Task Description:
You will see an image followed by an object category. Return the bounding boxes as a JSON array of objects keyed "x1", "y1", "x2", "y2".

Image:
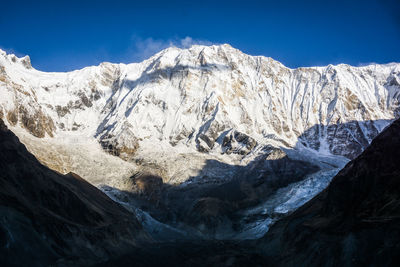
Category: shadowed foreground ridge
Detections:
[
  {"x1": 261, "y1": 118, "x2": 400, "y2": 266},
  {"x1": 0, "y1": 119, "x2": 149, "y2": 266},
  {"x1": 1, "y1": 115, "x2": 400, "y2": 266},
  {"x1": 100, "y1": 119, "x2": 400, "y2": 267}
]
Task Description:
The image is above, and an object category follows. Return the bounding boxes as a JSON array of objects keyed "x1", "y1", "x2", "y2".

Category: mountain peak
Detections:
[
  {"x1": 0, "y1": 49, "x2": 32, "y2": 69},
  {"x1": 1, "y1": 42, "x2": 399, "y2": 187}
]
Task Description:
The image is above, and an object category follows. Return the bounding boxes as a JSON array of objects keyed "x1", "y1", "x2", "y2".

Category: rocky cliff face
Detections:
[{"x1": 0, "y1": 119, "x2": 149, "y2": 266}]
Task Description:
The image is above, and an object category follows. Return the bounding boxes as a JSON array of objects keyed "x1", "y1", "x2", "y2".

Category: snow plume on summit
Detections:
[{"x1": 128, "y1": 36, "x2": 214, "y2": 62}]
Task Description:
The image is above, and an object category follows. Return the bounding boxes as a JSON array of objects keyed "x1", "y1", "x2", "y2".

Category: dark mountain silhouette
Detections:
[
  {"x1": 2, "y1": 114, "x2": 400, "y2": 266},
  {"x1": 0, "y1": 119, "x2": 149, "y2": 266}
]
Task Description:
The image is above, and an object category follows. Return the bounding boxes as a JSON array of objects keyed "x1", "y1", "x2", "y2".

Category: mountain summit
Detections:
[
  {"x1": 1, "y1": 44, "x2": 399, "y2": 239},
  {"x1": 1, "y1": 45, "x2": 398, "y2": 177}
]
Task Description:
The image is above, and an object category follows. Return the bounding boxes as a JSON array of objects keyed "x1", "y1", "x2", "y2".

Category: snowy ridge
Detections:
[
  {"x1": 1, "y1": 45, "x2": 399, "y2": 240},
  {"x1": 0, "y1": 45, "x2": 399, "y2": 185}
]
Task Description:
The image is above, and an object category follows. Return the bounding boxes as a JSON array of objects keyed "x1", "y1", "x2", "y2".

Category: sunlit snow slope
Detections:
[{"x1": 0, "y1": 44, "x2": 399, "y2": 185}]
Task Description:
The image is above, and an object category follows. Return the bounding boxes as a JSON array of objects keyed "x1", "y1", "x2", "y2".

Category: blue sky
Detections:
[{"x1": 1, "y1": 0, "x2": 399, "y2": 71}]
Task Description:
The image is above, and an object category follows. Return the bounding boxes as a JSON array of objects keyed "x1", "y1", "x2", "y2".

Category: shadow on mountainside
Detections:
[
  {"x1": 97, "y1": 118, "x2": 396, "y2": 242},
  {"x1": 1, "y1": 112, "x2": 399, "y2": 266},
  {"x1": 100, "y1": 130, "x2": 339, "y2": 239},
  {"x1": 296, "y1": 118, "x2": 393, "y2": 159},
  {"x1": 99, "y1": 119, "x2": 400, "y2": 267},
  {"x1": 0, "y1": 119, "x2": 150, "y2": 267},
  {"x1": 1, "y1": 114, "x2": 397, "y2": 266},
  {"x1": 258, "y1": 118, "x2": 400, "y2": 266}
]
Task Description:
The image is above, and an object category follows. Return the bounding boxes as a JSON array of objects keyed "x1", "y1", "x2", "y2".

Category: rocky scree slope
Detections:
[{"x1": 0, "y1": 119, "x2": 149, "y2": 266}]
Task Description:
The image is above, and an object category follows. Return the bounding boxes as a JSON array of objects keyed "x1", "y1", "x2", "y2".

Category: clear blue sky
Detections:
[{"x1": 1, "y1": 0, "x2": 399, "y2": 71}]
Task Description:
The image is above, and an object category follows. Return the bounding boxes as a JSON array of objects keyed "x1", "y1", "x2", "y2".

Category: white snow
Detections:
[
  {"x1": 1, "y1": 43, "x2": 398, "y2": 183},
  {"x1": 0, "y1": 45, "x2": 399, "y2": 238}
]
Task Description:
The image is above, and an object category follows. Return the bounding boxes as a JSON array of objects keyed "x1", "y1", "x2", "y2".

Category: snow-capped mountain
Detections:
[
  {"x1": 1, "y1": 45, "x2": 399, "y2": 183},
  {"x1": 1, "y1": 44, "x2": 400, "y2": 239}
]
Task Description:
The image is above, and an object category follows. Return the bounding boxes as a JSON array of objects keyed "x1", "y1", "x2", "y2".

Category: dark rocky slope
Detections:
[
  {"x1": 102, "y1": 118, "x2": 400, "y2": 266},
  {"x1": 0, "y1": 119, "x2": 149, "y2": 266},
  {"x1": 2, "y1": 114, "x2": 400, "y2": 266},
  {"x1": 107, "y1": 152, "x2": 319, "y2": 239},
  {"x1": 260, "y1": 118, "x2": 400, "y2": 266}
]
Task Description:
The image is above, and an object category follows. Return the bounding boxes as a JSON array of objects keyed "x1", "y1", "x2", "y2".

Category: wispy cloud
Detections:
[
  {"x1": 127, "y1": 36, "x2": 215, "y2": 62},
  {"x1": 357, "y1": 62, "x2": 379, "y2": 67}
]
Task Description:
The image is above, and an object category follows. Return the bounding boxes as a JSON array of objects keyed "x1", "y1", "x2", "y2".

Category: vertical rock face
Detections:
[
  {"x1": 260, "y1": 119, "x2": 400, "y2": 266},
  {"x1": 0, "y1": 119, "x2": 149, "y2": 266}
]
